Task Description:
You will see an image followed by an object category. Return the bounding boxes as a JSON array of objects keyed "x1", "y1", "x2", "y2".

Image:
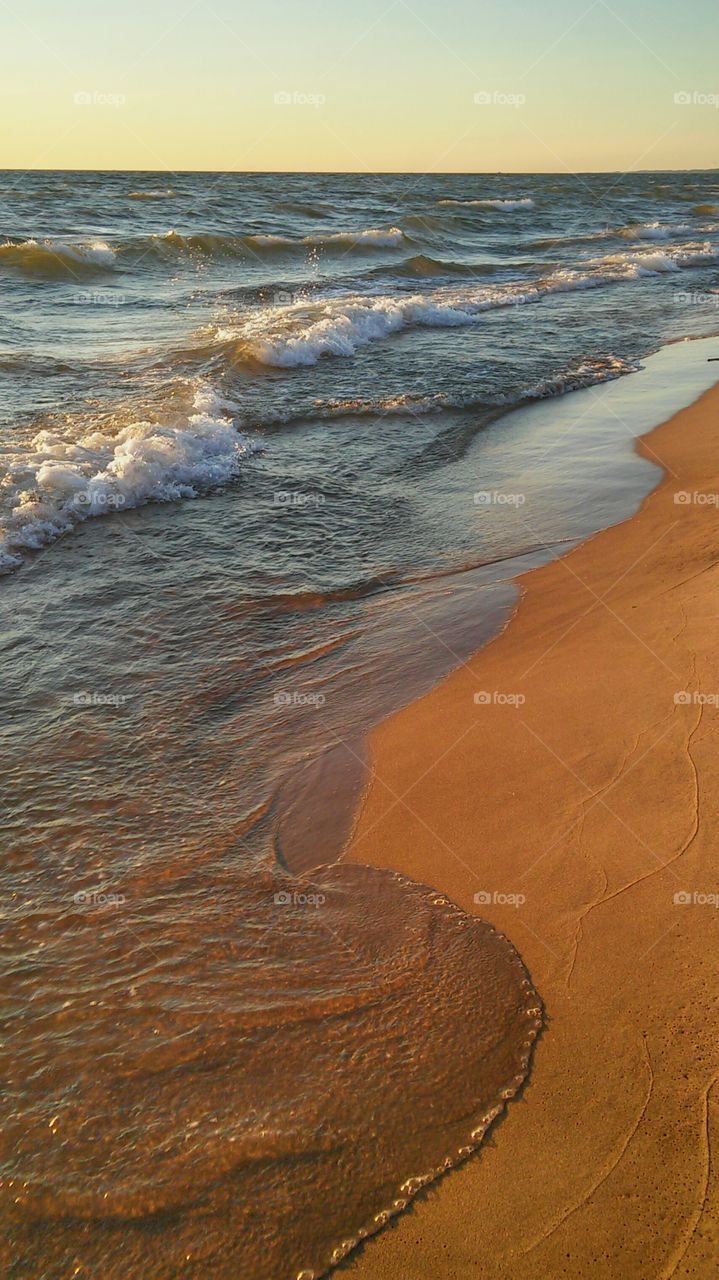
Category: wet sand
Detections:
[{"x1": 343, "y1": 380, "x2": 719, "y2": 1278}]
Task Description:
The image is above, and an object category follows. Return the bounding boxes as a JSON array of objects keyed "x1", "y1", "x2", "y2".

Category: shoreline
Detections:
[
  {"x1": 282, "y1": 335, "x2": 719, "y2": 875},
  {"x1": 341, "y1": 373, "x2": 719, "y2": 1277}
]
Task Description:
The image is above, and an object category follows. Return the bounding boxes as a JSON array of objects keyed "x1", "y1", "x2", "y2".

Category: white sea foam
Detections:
[
  {"x1": 220, "y1": 241, "x2": 717, "y2": 369},
  {"x1": 437, "y1": 197, "x2": 535, "y2": 209},
  {"x1": 128, "y1": 189, "x2": 176, "y2": 200},
  {"x1": 291, "y1": 227, "x2": 405, "y2": 249},
  {"x1": 532, "y1": 222, "x2": 701, "y2": 250},
  {"x1": 618, "y1": 221, "x2": 684, "y2": 241},
  {"x1": 0, "y1": 386, "x2": 258, "y2": 572}
]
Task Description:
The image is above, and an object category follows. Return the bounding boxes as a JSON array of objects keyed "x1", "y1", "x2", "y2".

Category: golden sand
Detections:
[{"x1": 344, "y1": 383, "x2": 719, "y2": 1278}]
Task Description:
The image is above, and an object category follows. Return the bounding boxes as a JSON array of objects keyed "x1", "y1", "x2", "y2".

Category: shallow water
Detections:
[
  {"x1": 3, "y1": 860, "x2": 540, "y2": 1279},
  {"x1": 2, "y1": 169, "x2": 719, "y2": 1277}
]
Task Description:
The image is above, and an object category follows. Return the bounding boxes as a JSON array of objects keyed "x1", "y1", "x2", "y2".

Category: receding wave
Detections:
[
  {"x1": 4, "y1": 860, "x2": 540, "y2": 1278},
  {"x1": 0, "y1": 386, "x2": 259, "y2": 574},
  {"x1": 0, "y1": 238, "x2": 117, "y2": 277},
  {"x1": 212, "y1": 242, "x2": 717, "y2": 369},
  {"x1": 246, "y1": 354, "x2": 641, "y2": 431}
]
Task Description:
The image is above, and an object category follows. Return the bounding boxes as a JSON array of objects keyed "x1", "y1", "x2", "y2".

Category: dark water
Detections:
[{"x1": 2, "y1": 169, "x2": 719, "y2": 1278}]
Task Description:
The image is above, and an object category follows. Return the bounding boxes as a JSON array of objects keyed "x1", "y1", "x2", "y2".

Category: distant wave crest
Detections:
[
  {"x1": 437, "y1": 197, "x2": 535, "y2": 210},
  {"x1": 0, "y1": 238, "x2": 117, "y2": 277}
]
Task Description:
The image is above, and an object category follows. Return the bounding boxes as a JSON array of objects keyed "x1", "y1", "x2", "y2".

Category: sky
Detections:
[{"x1": 1, "y1": 0, "x2": 718, "y2": 172}]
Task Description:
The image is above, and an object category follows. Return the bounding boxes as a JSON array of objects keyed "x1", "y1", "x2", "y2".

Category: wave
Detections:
[
  {"x1": 128, "y1": 188, "x2": 177, "y2": 200},
  {"x1": 437, "y1": 197, "x2": 535, "y2": 210},
  {"x1": 212, "y1": 242, "x2": 717, "y2": 369},
  {"x1": 530, "y1": 221, "x2": 699, "y2": 250},
  {"x1": 617, "y1": 221, "x2": 694, "y2": 241},
  {"x1": 399, "y1": 212, "x2": 459, "y2": 232},
  {"x1": 247, "y1": 354, "x2": 641, "y2": 431},
  {"x1": 522, "y1": 353, "x2": 641, "y2": 399},
  {"x1": 0, "y1": 386, "x2": 259, "y2": 573},
  {"x1": 0, "y1": 227, "x2": 409, "y2": 278},
  {"x1": 275, "y1": 200, "x2": 328, "y2": 218},
  {"x1": 0, "y1": 238, "x2": 117, "y2": 277},
  {"x1": 384, "y1": 253, "x2": 501, "y2": 279},
  {"x1": 139, "y1": 226, "x2": 408, "y2": 261}
]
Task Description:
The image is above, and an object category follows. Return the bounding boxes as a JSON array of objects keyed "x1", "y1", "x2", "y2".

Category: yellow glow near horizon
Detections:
[{"x1": 2, "y1": 0, "x2": 718, "y2": 173}]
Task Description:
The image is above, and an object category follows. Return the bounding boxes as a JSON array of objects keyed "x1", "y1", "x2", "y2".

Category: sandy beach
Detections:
[
  {"x1": 343, "y1": 378, "x2": 719, "y2": 1279},
  {"x1": 4, "y1": 1, "x2": 719, "y2": 1273}
]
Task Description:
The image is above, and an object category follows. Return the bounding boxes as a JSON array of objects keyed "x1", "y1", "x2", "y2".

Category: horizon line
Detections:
[{"x1": 1, "y1": 165, "x2": 718, "y2": 178}]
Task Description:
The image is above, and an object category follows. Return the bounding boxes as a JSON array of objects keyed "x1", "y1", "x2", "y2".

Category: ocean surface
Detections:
[{"x1": 2, "y1": 169, "x2": 719, "y2": 1278}]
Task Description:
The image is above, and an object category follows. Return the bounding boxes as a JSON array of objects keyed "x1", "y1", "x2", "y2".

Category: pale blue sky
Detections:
[{"x1": 2, "y1": 0, "x2": 718, "y2": 170}]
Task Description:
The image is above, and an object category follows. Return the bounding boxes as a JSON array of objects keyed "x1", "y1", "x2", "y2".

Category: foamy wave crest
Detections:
[
  {"x1": 437, "y1": 197, "x2": 535, "y2": 210},
  {"x1": 128, "y1": 189, "x2": 177, "y2": 200},
  {"x1": 261, "y1": 227, "x2": 406, "y2": 250},
  {"x1": 227, "y1": 296, "x2": 489, "y2": 367},
  {"x1": 216, "y1": 242, "x2": 717, "y2": 369},
  {"x1": 0, "y1": 387, "x2": 258, "y2": 573},
  {"x1": 0, "y1": 238, "x2": 117, "y2": 277},
  {"x1": 531, "y1": 222, "x2": 697, "y2": 250},
  {"x1": 523, "y1": 354, "x2": 641, "y2": 399},
  {"x1": 598, "y1": 242, "x2": 718, "y2": 275},
  {"x1": 617, "y1": 221, "x2": 692, "y2": 241}
]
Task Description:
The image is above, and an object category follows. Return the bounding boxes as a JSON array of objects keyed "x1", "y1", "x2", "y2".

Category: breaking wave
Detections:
[
  {"x1": 0, "y1": 387, "x2": 259, "y2": 573},
  {"x1": 213, "y1": 242, "x2": 717, "y2": 369}
]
